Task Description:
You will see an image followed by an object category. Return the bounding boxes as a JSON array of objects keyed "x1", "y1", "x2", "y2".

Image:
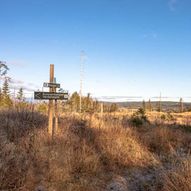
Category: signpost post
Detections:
[
  {"x1": 49, "y1": 64, "x2": 54, "y2": 136},
  {"x1": 34, "y1": 64, "x2": 69, "y2": 138}
]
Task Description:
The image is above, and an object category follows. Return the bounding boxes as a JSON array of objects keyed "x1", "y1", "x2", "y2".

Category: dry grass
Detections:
[
  {"x1": 137, "y1": 126, "x2": 191, "y2": 157},
  {"x1": 94, "y1": 126, "x2": 158, "y2": 169},
  {"x1": 162, "y1": 159, "x2": 191, "y2": 191},
  {"x1": 0, "y1": 110, "x2": 191, "y2": 191}
]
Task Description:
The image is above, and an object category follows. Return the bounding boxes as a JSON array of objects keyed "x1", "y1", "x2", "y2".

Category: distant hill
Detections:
[{"x1": 105, "y1": 101, "x2": 191, "y2": 112}]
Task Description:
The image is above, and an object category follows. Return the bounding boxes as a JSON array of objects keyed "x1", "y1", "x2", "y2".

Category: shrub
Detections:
[{"x1": 130, "y1": 108, "x2": 149, "y2": 127}]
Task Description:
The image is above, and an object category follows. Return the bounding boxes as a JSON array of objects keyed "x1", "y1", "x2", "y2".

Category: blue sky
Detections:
[{"x1": 0, "y1": 0, "x2": 191, "y2": 101}]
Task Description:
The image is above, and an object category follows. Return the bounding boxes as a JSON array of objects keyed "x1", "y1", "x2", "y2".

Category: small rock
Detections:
[
  {"x1": 106, "y1": 175, "x2": 128, "y2": 191},
  {"x1": 35, "y1": 185, "x2": 47, "y2": 191}
]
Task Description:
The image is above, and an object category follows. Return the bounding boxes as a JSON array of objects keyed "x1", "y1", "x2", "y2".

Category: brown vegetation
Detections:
[{"x1": 0, "y1": 109, "x2": 191, "y2": 191}]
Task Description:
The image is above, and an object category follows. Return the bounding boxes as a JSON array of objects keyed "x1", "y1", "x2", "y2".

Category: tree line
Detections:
[
  {"x1": 64, "y1": 91, "x2": 118, "y2": 113},
  {"x1": 0, "y1": 61, "x2": 25, "y2": 108},
  {"x1": 0, "y1": 61, "x2": 118, "y2": 113}
]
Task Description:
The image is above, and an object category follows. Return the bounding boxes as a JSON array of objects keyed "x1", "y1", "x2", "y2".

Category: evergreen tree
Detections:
[
  {"x1": 2, "y1": 77, "x2": 10, "y2": 97},
  {"x1": 148, "y1": 99, "x2": 152, "y2": 112},
  {"x1": 157, "y1": 96, "x2": 162, "y2": 112},
  {"x1": 17, "y1": 87, "x2": 24, "y2": 101},
  {"x1": 110, "y1": 103, "x2": 118, "y2": 112},
  {"x1": 93, "y1": 100, "x2": 99, "y2": 112},
  {"x1": 142, "y1": 100, "x2": 146, "y2": 111},
  {"x1": 0, "y1": 62, "x2": 9, "y2": 107},
  {"x1": 158, "y1": 101, "x2": 162, "y2": 112},
  {"x1": 69, "y1": 92, "x2": 80, "y2": 112},
  {"x1": 180, "y1": 98, "x2": 184, "y2": 113},
  {"x1": 2, "y1": 77, "x2": 12, "y2": 107},
  {"x1": 158, "y1": 94, "x2": 162, "y2": 112},
  {"x1": 83, "y1": 93, "x2": 93, "y2": 112}
]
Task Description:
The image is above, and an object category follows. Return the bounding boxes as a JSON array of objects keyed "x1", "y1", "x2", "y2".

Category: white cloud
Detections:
[
  {"x1": 9, "y1": 78, "x2": 24, "y2": 85},
  {"x1": 27, "y1": 82, "x2": 39, "y2": 89},
  {"x1": 8, "y1": 78, "x2": 40, "y2": 92},
  {"x1": 9, "y1": 85, "x2": 36, "y2": 92}
]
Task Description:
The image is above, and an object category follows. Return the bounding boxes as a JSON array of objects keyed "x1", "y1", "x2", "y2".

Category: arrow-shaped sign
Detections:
[{"x1": 34, "y1": 91, "x2": 69, "y2": 100}]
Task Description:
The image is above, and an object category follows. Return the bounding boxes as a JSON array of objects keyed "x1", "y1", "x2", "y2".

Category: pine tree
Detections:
[
  {"x1": 2, "y1": 77, "x2": 12, "y2": 107},
  {"x1": 158, "y1": 95, "x2": 162, "y2": 112},
  {"x1": 2, "y1": 77, "x2": 10, "y2": 97},
  {"x1": 158, "y1": 101, "x2": 161, "y2": 112},
  {"x1": 142, "y1": 100, "x2": 146, "y2": 111},
  {"x1": 180, "y1": 98, "x2": 184, "y2": 113},
  {"x1": 83, "y1": 93, "x2": 92, "y2": 112},
  {"x1": 158, "y1": 93, "x2": 162, "y2": 112},
  {"x1": 17, "y1": 88, "x2": 24, "y2": 101},
  {"x1": 148, "y1": 99, "x2": 152, "y2": 112},
  {"x1": 110, "y1": 103, "x2": 118, "y2": 112},
  {"x1": 69, "y1": 92, "x2": 80, "y2": 112},
  {"x1": 93, "y1": 100, "x2": 99, "y2": 112},
  {"x1": 0, "y1": 61, "x2": 9, "y2": 107}
]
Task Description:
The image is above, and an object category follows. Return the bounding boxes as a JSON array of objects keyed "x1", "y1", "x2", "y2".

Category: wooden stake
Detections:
[
  {"x1": 55, "y1": 99, "x2": 58, "y2": 134},
  {"x1": 100, "y1": 103, "x2": 103, "y2": 117},
  {"x1": 180, "y1": 98, "x2": 184, "y2": 113},
  {"x1": 53, "y1": 77, "x2": 58, "y2": 135},
  {"x1": 48, "y1": 64, "x2": 54, "y2": 136}
]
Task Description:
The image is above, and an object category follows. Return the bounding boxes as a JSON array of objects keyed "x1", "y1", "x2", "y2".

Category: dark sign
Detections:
[
  {"x1": 43, "y1": 82, "x2": 60, "y2": 88},
  {"x1": 34, "y1": 92, "x2": 69, "y2": 100}
]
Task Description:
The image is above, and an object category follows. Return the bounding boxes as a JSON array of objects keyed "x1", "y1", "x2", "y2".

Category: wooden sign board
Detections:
[
  {"x1": 43, "y1": 82, "x2": 60, "y2": 88},
  {"x1": 34, "y1": 91, "x2": 69, "y2": 100}
]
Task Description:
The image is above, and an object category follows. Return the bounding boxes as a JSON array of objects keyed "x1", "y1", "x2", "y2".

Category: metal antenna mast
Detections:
[{"x1": 80, "y1": 51, "x2": 86, "y2": 113}]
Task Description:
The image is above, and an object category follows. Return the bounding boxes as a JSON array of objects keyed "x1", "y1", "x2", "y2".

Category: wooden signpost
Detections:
[
  {"x1": 34, "y1": 64, "x2": 69, "y2": 137},
  {"x1": 34, "y1": 92, "x2": 69, "y2": 100},
  {"x1": 43, "y1": 82, "x2": 61, "y2": 88}
]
